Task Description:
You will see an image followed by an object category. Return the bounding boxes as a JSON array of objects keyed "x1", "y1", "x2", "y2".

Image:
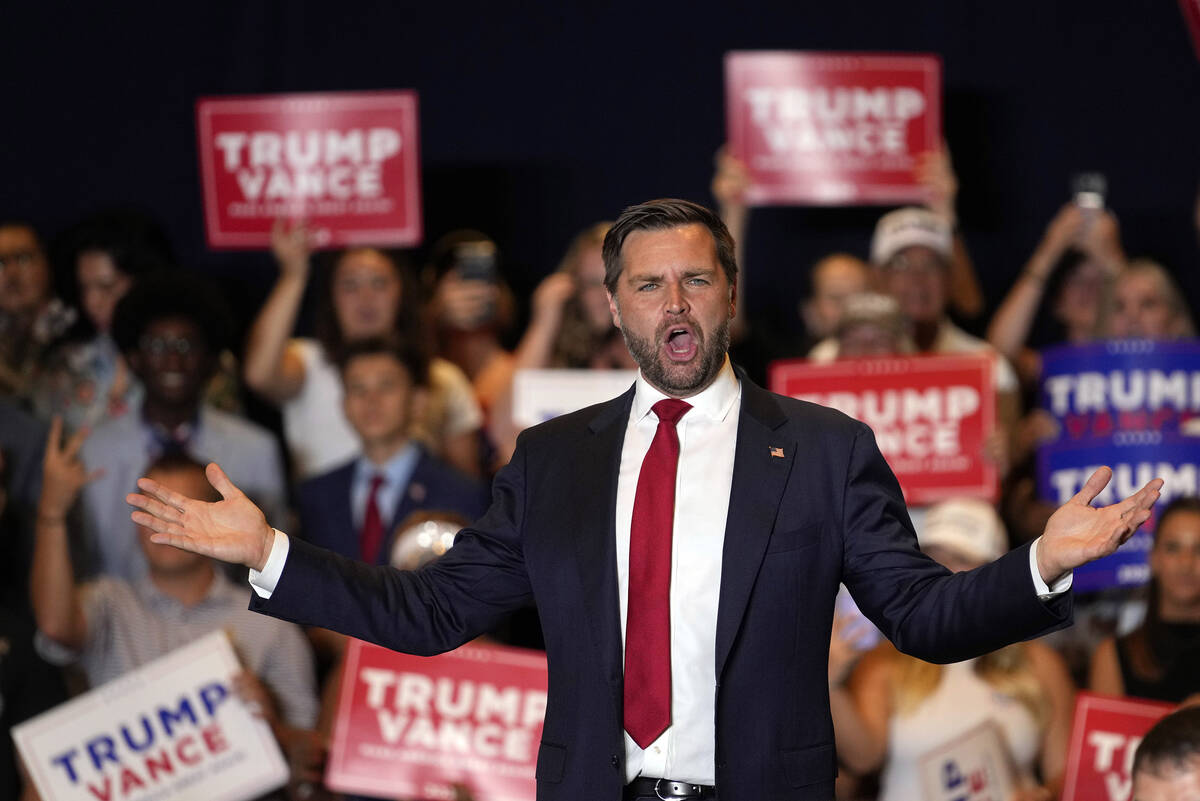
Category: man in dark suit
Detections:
[
  {"x1": 295, "y1": 336, "x2": 488, "y2": 565},
  {"x1": 129, "y1": 199, "x2": 1163, "y2": 801}
]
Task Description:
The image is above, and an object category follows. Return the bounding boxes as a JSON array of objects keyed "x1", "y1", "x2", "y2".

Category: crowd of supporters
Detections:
[{"x1": 1, "y1": 138, "x2": 1198, "y2": 801}]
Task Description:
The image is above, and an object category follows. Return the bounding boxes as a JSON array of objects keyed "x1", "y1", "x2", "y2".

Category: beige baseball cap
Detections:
[
  {"x1": 870, "y1": 207, "x2": 953, "y2": 266},
  {"x1": 916, "y1": 498, "x2": 1008, "y2": 564}
]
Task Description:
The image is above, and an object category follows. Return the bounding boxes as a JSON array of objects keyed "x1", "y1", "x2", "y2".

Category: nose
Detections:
[{"x1": 665, "y1": 283, "x2": 688, "y2": 315}]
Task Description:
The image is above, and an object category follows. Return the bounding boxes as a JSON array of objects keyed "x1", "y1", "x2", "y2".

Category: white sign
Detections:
[
  {"x1": 919, "y1": 720, "x2": 1019, "y2": 801},
  {"x1": 14, "y1": 631, "x2": 288, "y2": 801},
  {"x1": 512, "y1": 369, "x2": 637, "y2": 428}
]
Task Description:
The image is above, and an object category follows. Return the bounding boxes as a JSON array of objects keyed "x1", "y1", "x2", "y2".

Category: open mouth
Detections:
[{"x1": 664, "y1": 326, "x2": 697, "y2": 362}]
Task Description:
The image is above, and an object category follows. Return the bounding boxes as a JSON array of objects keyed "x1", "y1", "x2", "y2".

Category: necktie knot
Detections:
[
  {"x1": 652, "y1": 398, "x2": 692, "y2": 427},
  {"x1": 368, "y1": 473, "x2": 385, "y2": 494}
]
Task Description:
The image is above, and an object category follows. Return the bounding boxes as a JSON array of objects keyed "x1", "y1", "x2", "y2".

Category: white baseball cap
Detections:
[{"x1": 870, "y1": 207, "x2": 953, "y2": 266}]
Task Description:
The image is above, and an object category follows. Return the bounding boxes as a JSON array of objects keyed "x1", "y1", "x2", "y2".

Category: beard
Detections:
[{"x1": 618, "y1": 313, "x2": 731, "y2": 397}]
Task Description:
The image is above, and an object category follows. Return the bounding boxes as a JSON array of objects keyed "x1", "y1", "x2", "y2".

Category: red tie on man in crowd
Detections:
[
  {"x1": 624, "y1": 398, "x2": 692, "y2": 749},
  {"x1": 360, "y1": 473, "x2": 386, "y2": 563}
]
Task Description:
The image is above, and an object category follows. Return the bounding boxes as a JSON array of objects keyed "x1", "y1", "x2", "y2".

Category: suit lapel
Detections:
[
  {"x1": 572, "y1": 388, "x2": 634, "y2": 707},
  {"x1": 715, "y1": 376, "x2": 795, "y2": 679}
]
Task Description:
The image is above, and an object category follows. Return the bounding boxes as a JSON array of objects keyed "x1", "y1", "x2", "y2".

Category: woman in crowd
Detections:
[
  {"x1": 834, "y1": 499, "x2": 1075, "y2": 801},
  {"x1": 1089, "y1": 497, "x2": 1200, "y2": 703},
  {"x1": 987, "y1": 203, "x2": 1125, "y2": 386},
  {"x1": 1105, "y1": 258, "x2": 1196, "y2": 340},
  {"x1": 511, "y1": 222, "x2": 633, "y2": 372},
  {"x1": 243, "y1": 220, "x2": 483, "y2": 480},
  {"x1": 424, "y1": 230, "x2": 518, "y2": 421},
  {"x1": 31, "y1": 211, "x2": 172, "y2": 430}
]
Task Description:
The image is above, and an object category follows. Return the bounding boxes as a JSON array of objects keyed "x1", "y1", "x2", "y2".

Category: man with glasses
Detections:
[{"x1": 77, "y1": 272, "x2": 286, "y2": 581}]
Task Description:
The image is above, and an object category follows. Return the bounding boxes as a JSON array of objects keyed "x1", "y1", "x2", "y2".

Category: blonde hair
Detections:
[
  {"x1": 889, "y1": 644, "x2": 1048, "y2": 729},
  {"x1": 1111, "y1": 259, "x2": 1196, "y2": 339}
]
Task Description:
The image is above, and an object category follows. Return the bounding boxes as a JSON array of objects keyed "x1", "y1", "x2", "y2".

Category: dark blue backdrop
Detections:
[{"x1": 5, "y1": 0, "x2": 1199, "y2": 341}]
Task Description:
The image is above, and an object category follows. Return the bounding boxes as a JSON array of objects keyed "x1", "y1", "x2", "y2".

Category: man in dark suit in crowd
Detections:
[
  {"x1": 296, "y1": 337, "x2": 488, "y2": 565},
  {"x1": 129, "y1": 199, "x2": 1163, "y2": 801}
]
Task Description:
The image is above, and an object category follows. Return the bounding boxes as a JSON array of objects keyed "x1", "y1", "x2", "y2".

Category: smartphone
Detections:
[
  {"x1": 1072, "y1": 172, "x2": 1107, "y2": 210},
  {"x1": 454, "y1": 240, "x2": 498, "y2": 283}
]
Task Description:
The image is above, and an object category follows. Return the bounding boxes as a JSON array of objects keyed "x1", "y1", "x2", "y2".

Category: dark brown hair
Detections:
[{"x1": 601, "y1": 199, "x2": 738, "y2": 294}]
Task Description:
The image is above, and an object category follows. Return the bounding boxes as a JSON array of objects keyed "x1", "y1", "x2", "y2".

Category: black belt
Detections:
[{"x1": 625, "y1": 777, "x2": 717, "y2": 800}]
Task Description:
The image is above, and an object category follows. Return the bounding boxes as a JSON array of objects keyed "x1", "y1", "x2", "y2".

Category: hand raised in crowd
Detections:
[
  {"x1": 529, "y1": 271, "x2": 577, "y2": 326},
  {"x1": 270, "y1": 218, "x2": 315, "y2": 279},
  {"x1": 434, "y1": 271, "x2": 499, "y2": 330},
  {"x1": 39, "y1": 417, "x2": 103, "y2": 520},
  {"x1": 1075, "y1": 208, "x2": 1124, "y2": 273},
  {"x1": 1036, "y1": 466, "x2": 1163, "y2": 585},
  {"x1": 915, "y1": 142, "x2": 958, "y2": 225},
  {"x1": 127, "y1": 463, "x2": 275, "y2": 571},
  {"x1": 711, "y1": 146, "x2": 752, "y2": 214},
  {"x1": 1037, "y1": 204, "x2": 1088, "y2": 262}
]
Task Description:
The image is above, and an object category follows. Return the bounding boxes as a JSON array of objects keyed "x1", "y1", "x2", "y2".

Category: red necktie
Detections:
[
  {"x1": 624, "y1": 398, "x2": 691, "y2": 749},
  {"x1": 360, "y1": 474, "x2": 386, "y2": 562}
]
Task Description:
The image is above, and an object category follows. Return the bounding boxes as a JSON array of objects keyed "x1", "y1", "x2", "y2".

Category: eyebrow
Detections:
[{"x1": 624, "y1": 266, "x2": 717, "y2": 283}]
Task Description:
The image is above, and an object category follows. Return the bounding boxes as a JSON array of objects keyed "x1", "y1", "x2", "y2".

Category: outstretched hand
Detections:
[
  {"x1": 1037, "y1": 466, "x2": 1163, "y2": 585},
  {"x1": 127, "y1": 463, "x2": 275, "y2": 572}
]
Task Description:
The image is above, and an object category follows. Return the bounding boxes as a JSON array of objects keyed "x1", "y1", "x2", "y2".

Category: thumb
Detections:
[
  {"x1": 1073, "y1": 466, "x2": 1113, "y2": 506},
  {"x1": 205, "y1": 463, "x2": 243, "y2": 501}
]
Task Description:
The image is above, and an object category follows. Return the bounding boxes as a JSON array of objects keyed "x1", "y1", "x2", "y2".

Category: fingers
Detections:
[
  {"x1": 63, "y1": 425, "x2": 89, "y2": 460},
  {"x1": 127, "y1": 492, "x2": 186, "y2": 526},
  {"x1": 1072, "y1": 466, "x2": 1113, "y2": 506},
  {"x1": 45, "y1": 415, "x2": 62, "y2": 454},
  {"x1": 135, "y1": 476, "x2": 191, "y2": 511},
  {"x1": 206, "y1": 463, "x2": 243, "y2": 501}
]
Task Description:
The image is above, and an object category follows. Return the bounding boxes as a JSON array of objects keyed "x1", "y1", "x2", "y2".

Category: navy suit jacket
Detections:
[
  {"x1": 253, "y1": 374, "x2": 1071, "y2": 801},
  {"x1": 295, "y1": 447, "x2": 489, "y2": 564}
]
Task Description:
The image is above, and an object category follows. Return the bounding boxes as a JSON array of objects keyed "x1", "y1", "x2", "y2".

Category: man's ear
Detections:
[
  {"x1": 608, "y1": 290, "x2": 621, "y2": 328},
  {"x1": 729, "y1": 281, "x2": 737, "y2": 319},
  {"x1": 125, "y1": 351, "x2": 144, "y2": 379}
]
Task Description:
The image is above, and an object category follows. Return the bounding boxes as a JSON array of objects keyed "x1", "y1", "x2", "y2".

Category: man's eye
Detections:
[
  {"x1": 688, "y1": 278, "x2": 710, "y2": 286},
  {"x1": 638, "y1": 283, "x2": 658, "y2": 291}
]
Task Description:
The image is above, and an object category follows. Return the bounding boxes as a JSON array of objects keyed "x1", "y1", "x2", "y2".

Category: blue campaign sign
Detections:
[
  {"x1": 1037, "y1": 339, "x2": 1200, "y2": 591},
  {"x1": 1040, "y1": 340, "x2": 1200, "y2": 445}
]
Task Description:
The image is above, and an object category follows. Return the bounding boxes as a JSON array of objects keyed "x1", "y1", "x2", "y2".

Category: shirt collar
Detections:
[
  {"x1": 134, "y1": 567, "x2": 237, "y2": 611},
  {"x1": 631, "y1": 356, "x2": 740, "y2": 425},
  {"x1": 354, "y1": 441, "x2": 421, "y2": 487}
]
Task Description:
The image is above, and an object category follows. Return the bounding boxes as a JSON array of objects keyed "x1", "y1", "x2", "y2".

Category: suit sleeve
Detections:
[
  {"x1": 250, "y1": 435, "x2": 535, "y2": 656},
  {"x1": 838, "y1": 421, "x2": 1070, "y2": 663}
]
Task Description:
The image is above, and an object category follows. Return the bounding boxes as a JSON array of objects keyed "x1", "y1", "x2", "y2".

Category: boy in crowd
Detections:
[
  {"x1": 296, "y1": 336, "x2": 489, "y2": 565},
  {"x1": 1132, "y1": 706, "x2": 1200, "y2": 801},
  {"x1": 31, "y1": 429, "x2": 319, "y2": 782},
  {"x1": 79, "y1": 272, "x2": 286, "y2": 581}
]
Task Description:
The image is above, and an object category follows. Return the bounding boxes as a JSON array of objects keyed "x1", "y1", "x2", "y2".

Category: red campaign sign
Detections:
[
  {"x1": 725, "y1": 51, "x2": 941, "y2": 205},
  {"x1": 327, "y1": 639, "x2": 547, "y2": 801},
  {"x1": 195, "y1": 91, "x2": 422, "y2": 249},
  {"x1": 768, "y1": 354, "x2": 996, "y2": 505},
  {"x1": 1061, "y1": 692, "x2": 1176, "y2": 801},
  {"x1": 1181, "y1": 0, "x2": 1200, "y2": 60}
]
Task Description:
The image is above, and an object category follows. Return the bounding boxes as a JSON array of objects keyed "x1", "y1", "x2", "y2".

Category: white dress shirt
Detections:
[{"x1": 251, "y1": 357, "x2": 1070, "y2": 786}]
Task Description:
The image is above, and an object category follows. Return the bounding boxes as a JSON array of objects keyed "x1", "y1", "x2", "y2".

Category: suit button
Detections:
[{"x1": 611, "y1": 755, "x2": 620, "y2": 769}]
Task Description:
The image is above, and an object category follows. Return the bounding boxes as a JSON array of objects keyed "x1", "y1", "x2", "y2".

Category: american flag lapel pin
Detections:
[{"x1": 770, "y1": 446, "x2": 785, "y2": 459}]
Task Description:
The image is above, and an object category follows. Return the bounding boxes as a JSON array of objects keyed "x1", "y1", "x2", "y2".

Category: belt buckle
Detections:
[{"x1": 654, "y1": 779, "x2": 697, "y2": 800}]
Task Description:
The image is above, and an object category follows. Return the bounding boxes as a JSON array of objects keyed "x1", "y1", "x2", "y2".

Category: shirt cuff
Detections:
[
  {"x1": 1029, "y1": 537, "x2": 1072, "y2": 599},
  {"x1": 248, "y1": 529, "x2": 290, "y2": 599}
]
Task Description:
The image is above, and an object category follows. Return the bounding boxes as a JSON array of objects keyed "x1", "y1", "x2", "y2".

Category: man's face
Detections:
[
  {"x1": 1132, "y1": 762, "x2": 1200, "y2": 801},
  {"x1": 882, "y1": 246, "x2": 948, "y2": 326},
  {"x1": 0, "y1": 224, "x2": 50, "y2": 316},
  {"x1": 129, "y1": 317, "x2": 213, "y2": 406},
  {"x1": 342, "y1": 353, "x2": 420, "y2": 448},
  {"x1": 808, "y1": 256, "x2": 869, "y2": 339},
  {"x1": 137, "y1": 467, "x2": 214, "y2": 575},
  {"x1": 607, "y1": 224, "x2": 734, "y2": 397}
]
